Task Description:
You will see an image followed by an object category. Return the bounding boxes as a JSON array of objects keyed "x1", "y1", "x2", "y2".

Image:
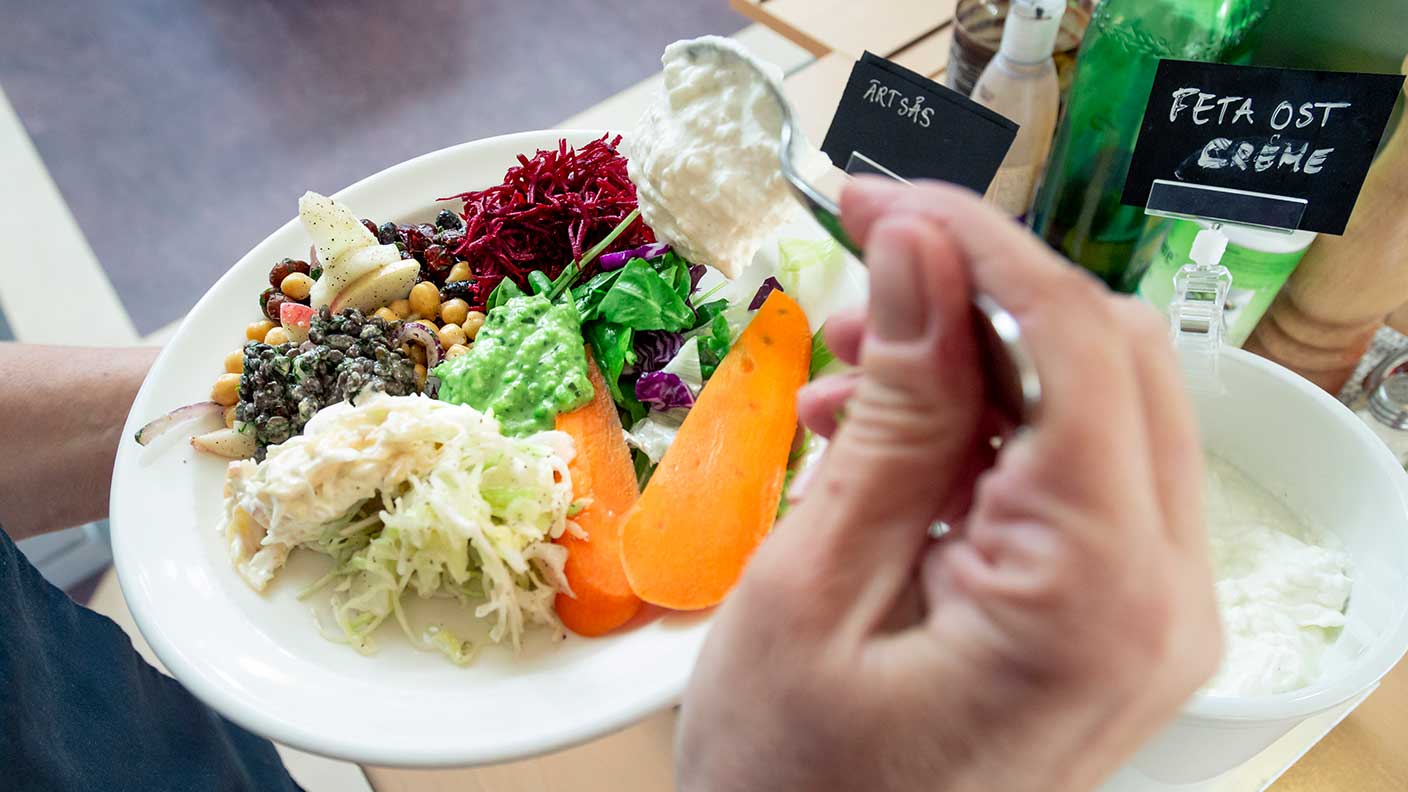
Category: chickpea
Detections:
[
  {"x1": 373, "y1": 306, "x2": 399, "y2": 324},
  {"x1": 388, "y1": 299, "x2": 412, "y2": 319},
  {"x1": 407, "y1": 344, "x2": 427, "y2": 366},
  {"x1": 413, "y1": 363, "x2": 428, "y2": 389},
  {"x1": 223, "y1": 405, "x2": 237, "y2": 429},
  {"x1": 264, "y1": 326, "x2": 291, "y2": 346},
  {"x1": 211, "y1": 373, "x2": 241, "y2": 406},
  {"x1": 246, "y1": 320, "x2": 275, "y2": 341},
  {"x1": 446, "y1": 261, "x2": 471, "y2": 283},
  {"x1": 439, "y1": 298, "x2": 469, "y2": 327},
  {"x1": 462, "y1": 310, "x2": 487, "y2": 340},
  {"x1": 444, "y1": 343, "x2": 470, "y2": 360},
  {"x1": 409, "y1": 281, "x2": 441, "y2": 319},
  {"x1": 437, "y1": 323, "x2": 467, "y2": 348},
  {"x1": 280, "y1": 272, "x2": 314, "y2": 301},
  {"x1": 224, "y1": 350, "x2": 244, "y2": 374}
]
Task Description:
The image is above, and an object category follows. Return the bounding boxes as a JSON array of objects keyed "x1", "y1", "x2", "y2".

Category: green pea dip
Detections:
[{"x1": 432, "y1": 294, "x2": 593, "y2": 436}]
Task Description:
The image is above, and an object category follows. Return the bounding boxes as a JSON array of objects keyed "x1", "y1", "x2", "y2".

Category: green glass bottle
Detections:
[{"x1": 1028, "y1": 0, "x2": 1268, "y2": 288}]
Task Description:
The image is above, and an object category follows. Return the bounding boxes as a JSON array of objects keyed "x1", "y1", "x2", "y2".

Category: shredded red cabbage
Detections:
[
  {"x1": 634, "y1": 330, "x2": 685, "y2": 373},
  {"x1": 599, "y1": 242, "x2": 671, "y2": 272},
  {"x1": 636, "y1": 371, "x2": 695, "y2": 411},
  {"x1": 441, "y1": 134, "x2": 655, "y2": 307},
  {"x1": 749, "y1": 276, "x2": 784, "y2": 310}
]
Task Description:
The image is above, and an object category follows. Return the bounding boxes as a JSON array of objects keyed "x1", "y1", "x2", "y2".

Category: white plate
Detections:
[{"x1": 110, "y1": 130, "x2": 714, "y2": 767}]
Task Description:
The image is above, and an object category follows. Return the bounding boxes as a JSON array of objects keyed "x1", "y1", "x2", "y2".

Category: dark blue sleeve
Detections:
[{"x1": 0, "y1": 527, "x2": 304, "y2": 792}]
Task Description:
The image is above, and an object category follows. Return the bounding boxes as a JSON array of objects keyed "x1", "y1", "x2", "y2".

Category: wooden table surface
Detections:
[{"x1": 732, "y1": 1, "x2": 1408, "y2": 789}]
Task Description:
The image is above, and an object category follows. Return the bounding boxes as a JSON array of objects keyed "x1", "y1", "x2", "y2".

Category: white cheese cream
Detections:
[
  {"x1": 1203, "y1": 456, "x2": 1353, "y2": 696},
  {"x1": 627, "y1": 36, "x2": 829, "y2": 278}
]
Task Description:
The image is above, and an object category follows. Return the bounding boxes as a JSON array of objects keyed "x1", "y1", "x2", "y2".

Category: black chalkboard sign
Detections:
[
  {"x1": 820, "y1": 52, "x2": 1017, "y2": 194},
  {"x1": 1122, "y1": 60, "x2": 1404, "y2": 235}
]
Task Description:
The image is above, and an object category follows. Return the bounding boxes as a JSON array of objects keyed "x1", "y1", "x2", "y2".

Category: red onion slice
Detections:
[
  {"x1": 393, "y1": 321, "x2": 444, "y2": 369},
  {"x1": 134, "y1": 401, "x2": 225, "y2": 445}
]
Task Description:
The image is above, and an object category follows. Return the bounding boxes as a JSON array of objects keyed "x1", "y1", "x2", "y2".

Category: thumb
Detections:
[{"x1": 765, "y1": 213, "x2": 985, "y2": 622}]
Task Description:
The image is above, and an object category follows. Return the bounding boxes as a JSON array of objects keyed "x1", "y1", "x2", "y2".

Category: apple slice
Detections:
[
  {"x1": 329, "y1": 259, "x2": 421, "y2": 315},
  {"x1": 191, "y1": 426, "x2": 257, "y2": 459},
  {"x1": 279, "y1": 302, "x2": 315, "y2": 343},
  {"x1": 310, "y1": 243, "x2": 404, "y2": 308},
  {"x1": 299, "y1": 191, "x2": 377, "y2": 270}
]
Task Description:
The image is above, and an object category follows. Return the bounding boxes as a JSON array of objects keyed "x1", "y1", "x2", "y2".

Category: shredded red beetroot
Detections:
[{"x1": 440, "y1": 134, "x2": 655, "y2": 307}]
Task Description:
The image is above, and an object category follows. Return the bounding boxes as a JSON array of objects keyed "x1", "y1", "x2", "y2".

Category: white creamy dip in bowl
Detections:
[{"x1": 1123, "y1": 347, "x2": 1408, "y2": 785}]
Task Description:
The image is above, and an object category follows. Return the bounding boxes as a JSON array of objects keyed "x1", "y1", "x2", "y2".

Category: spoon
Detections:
[{"x1": 684, "y1": 40, "x2": 1041, "y2": 426}]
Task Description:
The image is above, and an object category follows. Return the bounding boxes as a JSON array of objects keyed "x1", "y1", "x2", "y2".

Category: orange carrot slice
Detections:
[
  {"x1": 554, "y1": 352, "x2": 643, "y2": 636},
  {"x1": 620, "y1": 291, "x2": 811, "y2": 610}
]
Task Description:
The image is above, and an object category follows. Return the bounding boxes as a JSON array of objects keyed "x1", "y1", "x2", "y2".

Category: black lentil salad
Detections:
[{"x1": 236, "y1": 308, "x2": 417, "y2": 458}]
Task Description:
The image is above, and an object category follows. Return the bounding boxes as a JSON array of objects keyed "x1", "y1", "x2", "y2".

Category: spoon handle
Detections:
[
  {"x1": 796, "y1": 186, "x2": 1040, "y2": 426},
  {"x1": 809, "y1": 206, "x2": 862, "y2": 259}
]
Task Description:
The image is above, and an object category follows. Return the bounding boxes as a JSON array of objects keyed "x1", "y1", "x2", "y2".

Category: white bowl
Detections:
[
  {"x1": 109, "y1": 130, "x2": 713, "y2": 767},
  {"x1": 1128, "y1": 347, "x2": 1408, "y2": 784}
]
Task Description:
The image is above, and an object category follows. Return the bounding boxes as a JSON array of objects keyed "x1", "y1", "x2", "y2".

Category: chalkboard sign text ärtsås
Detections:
[
  {"x1": 861, "y1": 79, "x2": 936, "y2": 127},
  {"x1": 821, "y1": 52, "x2": 1017, "y2": 194}
]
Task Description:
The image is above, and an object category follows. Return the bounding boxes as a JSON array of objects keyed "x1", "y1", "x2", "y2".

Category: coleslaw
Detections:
[{"x1": 222, "y1": 392, "x2": 577, "y2": 662}]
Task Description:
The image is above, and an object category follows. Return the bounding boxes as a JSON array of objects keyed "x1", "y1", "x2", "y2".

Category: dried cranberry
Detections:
[
  {"x1": 361, "y1": 219, "x2": 379, "y2": 237},
  {"x1": 422, "y1": 244, "x2": 451, "y2": 272},
  {"x1": 400, "y1": 225, "x2": 427, "y2": 253},
  {"x1": 288, "y1": 259, "x2": 310, "y2": 276},
  {"x1": 261, "y1": 288, "x2": 288, "y2": 321},
  {"x1": 264, "y1": 294, "x2": 288, "y2": 322},
  {"x1": 269, "y1": 258, "x2": 299, "y2": 287},
  {"x1": 434, "y1": 229, "x2": 464, "y2": 249}
]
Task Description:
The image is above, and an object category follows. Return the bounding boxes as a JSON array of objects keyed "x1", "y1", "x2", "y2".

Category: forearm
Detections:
[{"x1": 0, "y1": 344, "x2": 158, "y2": 541}]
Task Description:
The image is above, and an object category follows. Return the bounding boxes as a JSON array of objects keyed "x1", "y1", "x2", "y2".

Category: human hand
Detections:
[{"x1": 676, "y1": 179, "x2": 1222, "y2": 792}]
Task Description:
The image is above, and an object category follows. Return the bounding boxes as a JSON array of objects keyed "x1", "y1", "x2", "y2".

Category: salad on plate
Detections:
[{"x1": 135, "y1": 36, "x2": 864, "y2": 665}]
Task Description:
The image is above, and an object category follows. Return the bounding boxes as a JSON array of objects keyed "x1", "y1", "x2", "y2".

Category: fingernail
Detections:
[{"x1": 868, "y1": 223, "x2": 927, "y2": 340}]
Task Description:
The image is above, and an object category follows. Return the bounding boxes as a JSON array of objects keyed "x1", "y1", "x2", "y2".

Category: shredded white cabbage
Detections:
[
  {"x1": 663, "y1": 336, "x2": 705, "y2": 396},
  {"x1": 221, "y1": 392, "x2": 576, "y2": 663},
  {"x1": 774, "y1": 237, "x2": 868, "y2": 333}
]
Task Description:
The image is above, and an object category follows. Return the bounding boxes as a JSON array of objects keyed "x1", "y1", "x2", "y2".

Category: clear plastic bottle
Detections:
[
  {"x1": 1027, "y1": 0, "x2": 1269, "y2": 287},
  {"x1": 970, "y1": 0, "x2": 1065, "y2": 219}
]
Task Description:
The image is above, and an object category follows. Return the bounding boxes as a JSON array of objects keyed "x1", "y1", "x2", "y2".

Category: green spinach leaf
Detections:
[
  {"x1": 649, "y1": 251, "x2": 693, "y2": 302},
  {"x1": 595, "y1": 258, "x2": 694, "y2": 331},
  {"x1": 585, "y1": 321, "x2": 635, "y2": 401},
  {"x1": 698, "y1": 312, "x2": 732, "y2": 380},
  {"x1": 527, "y1": 270, "x2": 553, "y2": 295},
  {"x1": 690, "y1": 298, "x2": 729, "y2": 331},
  {"x1": 572, "y1": 268, "x2": 625, "y2": 321},
  {"x1": 632, "y1": 448, "x2": 656, "y2": 489},
  {"x1": 487, "y1": 278, "x2": 525, "y2": 311}
]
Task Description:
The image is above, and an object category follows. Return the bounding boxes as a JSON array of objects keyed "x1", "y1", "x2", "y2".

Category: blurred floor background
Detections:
[{"x1": 0, "y1": 0, "x2": 746, "y2": 335}]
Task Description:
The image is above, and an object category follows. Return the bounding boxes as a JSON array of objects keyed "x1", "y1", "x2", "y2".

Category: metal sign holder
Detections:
[{"x1": 1143, "y1": 179, "x2": 1308, "y2": 233}]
